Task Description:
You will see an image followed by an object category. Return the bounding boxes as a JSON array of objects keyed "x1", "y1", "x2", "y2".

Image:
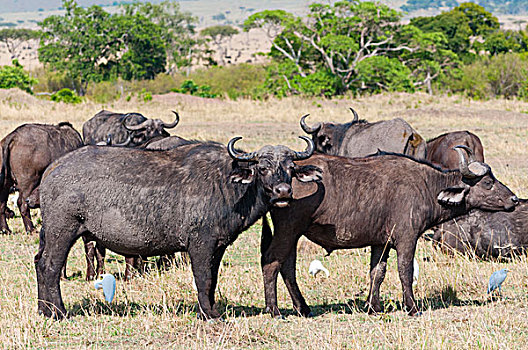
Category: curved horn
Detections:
[
  {"x1": 114, "y1": 134, "x2": 132, "y2": 147},
  {"x1": 454, "y1": 145, "x2": 475, "y2": 178},
  {"x1": 227, "y1": 137, "x2": 257, "y2": 162},
  {"x1": 300, "y1": 114, "x2": 321, "y2": 134},
  {"x1": 454, "y1": 144, "x2": 475, "y2": 162},
  {"x1": 162, "y1": 111, "x2": 180, "y2": 129},
  {"x1": 123, "y1": 116, "x2": 150, "y2": 131},
  {"x1": 349, "y1": 107, "x2": 359, "y2": 123},
  {"x1": 293, "y1": 136, "x2": 315, "y2": 160}
]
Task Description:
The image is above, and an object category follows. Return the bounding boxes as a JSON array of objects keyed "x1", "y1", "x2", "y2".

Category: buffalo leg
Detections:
[
  {"x1": 395, "y1": 241, "x2": 419, "y2": 316},
  {"x1": 17, "y1": 191, "x2": 35, "y2": 233},
  {"x1": 35, "y1": 224, "x2": 80, "y2": 319},
  {"x1": 124, "y1": 256, "x2": 136, "y2": 281},
  {"x1": 189, "y1": 245, "x2": 224, "y2": 319},
  {"x1": 366, "y1": 245, "x2": 390, "y2": 314},
  {"x1": 208, "y1": 247, "x2": 227, "y2": 308},
  {"x1": 279, "y1": 246, "x2": 311, "y2": 316},
  {"x1": 261, "y1": 223, "x2": 304, "y2": 317},
  {"x1": 83, "y1": 238, "x2": 97, "y2": 281},
  {"x1": 95, "y1": 243, "x2": 106, "y2": 277},
  {"x1": 0, "y1": 186, "x2": 12, "y2": 234}
]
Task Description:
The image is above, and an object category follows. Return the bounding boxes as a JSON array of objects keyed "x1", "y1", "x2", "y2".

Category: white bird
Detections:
[
  {"x1": 309, "y1": 259, "x2": 329, "y2": 278},
  {"x1": 94, "y1": 274, "x2": 116, "y2": 303},
  {"x1": 413, "y1": 258, "x2": 420, "y2": 287},
  {"x1": 8, "y1": 192, "x2": 18, "y2": 212}
]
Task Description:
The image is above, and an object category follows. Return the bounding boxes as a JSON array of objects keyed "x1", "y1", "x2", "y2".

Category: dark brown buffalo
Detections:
[
  {"x1": 35, "y1": 137, "x2": 323, "y2": 320},
  {"x1": 82, "y1": 135, "x2": 198, "y2": 281},
  {"x1": 82, "y1": 110, "x2": 179, "y2": 147},
  {"x1": 260, "y1": 147, "x2": 518, "y2": 317},
  {"x1": 426, "y1": 131, "x2": 484, "y2": 169},
  {"x1": 0, "y1": 122, "x2": 82, "y2": 234},
  {"x1": 300, "y1": 108, "x2": 426, "y2": 159},
  {"x1": 430, "y1": 200, "x2": 528, "y2": 259}
]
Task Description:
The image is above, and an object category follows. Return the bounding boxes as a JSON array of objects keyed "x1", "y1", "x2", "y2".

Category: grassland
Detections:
[{"x1": 0, "y1": 89, "x2": 528, "y2": 348}]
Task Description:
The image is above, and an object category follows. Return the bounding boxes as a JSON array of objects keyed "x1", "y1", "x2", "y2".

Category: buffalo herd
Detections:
[{"x1": 0, "y1": 107, "x2": 524, "y2": 320}]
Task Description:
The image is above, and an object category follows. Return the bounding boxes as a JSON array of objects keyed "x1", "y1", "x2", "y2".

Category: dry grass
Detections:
[{"x1": 1, "y1": 89, "x2": 528, "y2": 348}]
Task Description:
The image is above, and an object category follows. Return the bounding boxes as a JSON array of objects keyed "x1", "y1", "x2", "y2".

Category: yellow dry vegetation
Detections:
[{"x1": 0, "y1": 89, "x2": 528, "y2": 348}]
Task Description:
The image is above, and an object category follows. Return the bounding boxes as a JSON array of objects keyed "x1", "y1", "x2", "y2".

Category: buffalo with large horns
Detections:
[
  {"x1": 426, "y1": 130, "x2": 484, "y2": 169},
  {"x1": 260, "y1": 145, "x2": 518, "y2": 317},
  {"x1": 35, "y1": 136, "x2": 322, "y2": 320},
  {"x1": 300, "y1": 108, "x2": 426, "y2": 159},
  {"x1": 82, "y1": 110, "x2": 179, "y2": 147}
]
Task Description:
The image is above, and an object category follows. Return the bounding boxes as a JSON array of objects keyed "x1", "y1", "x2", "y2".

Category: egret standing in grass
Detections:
[
  {"x1": 94, "y1": 274, "x2": 116, "y2": 303},
  {"x1": 488, "y1": 269, "x2": 509, "y2": 297}
]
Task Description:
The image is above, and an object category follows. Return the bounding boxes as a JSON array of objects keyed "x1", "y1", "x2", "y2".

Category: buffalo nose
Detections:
[
  {"x1": 511, "y1": 196, "x2": 519, "y2": 205},
  {"x1": 273, "y1": 184, "x2": 292, "y2": 198}
]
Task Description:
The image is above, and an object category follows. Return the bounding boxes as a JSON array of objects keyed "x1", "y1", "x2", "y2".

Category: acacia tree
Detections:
[
  {"x1": 245, "y1": 1, "x2": 454, "y2": 96},
  {"x1": 200, "y1": 25, "x2": 239, "y2": 65},
  {"x1": 0, "y1": 28, "x2": 40, "y2": 59}
]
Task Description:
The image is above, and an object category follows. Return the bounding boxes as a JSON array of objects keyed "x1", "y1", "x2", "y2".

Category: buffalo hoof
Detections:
[
  {"x1": 264, "y1": 306, "x2": 282, "y2": 318},
  {"x1": 0, "y1": 227, "x2": 11, "y2": 235},
  {"x1": 206, "y1": 317, "x2": 225, "y2": 324},
  {"x1": 366, "y1": 304, "x2": 383, "y2": 315},
  {"x1": 273, "y1": 314, "x2": 286, "y2": 320}
]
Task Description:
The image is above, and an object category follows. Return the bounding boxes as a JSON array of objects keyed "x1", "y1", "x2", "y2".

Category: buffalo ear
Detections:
[
  {"x1": 295, "y1": 165, "x2": 323, "y2": 183},
  {"x1": 437, "y1": 186, "x2": 468, "y2": 206},
  {"x1": 230, "y1": 167, "x2": 255, "y2": 184}
]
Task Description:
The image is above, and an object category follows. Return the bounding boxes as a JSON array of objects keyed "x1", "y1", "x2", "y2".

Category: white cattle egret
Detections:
[
  {"x1": 413, "y1": 258, "x2": 419, "y2": 287},
  {"x1": 309, "y1": 259, "x2": 329, "y2": 278},
  {"x1": 94, "y1": 274, "x2": 116, "y2": 303}
]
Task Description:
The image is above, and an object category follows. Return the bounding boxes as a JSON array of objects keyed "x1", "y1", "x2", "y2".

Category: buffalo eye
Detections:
[
  {"x1": 482, "y1": 178, "x2": 493, "y2": 190},
  {"x1": 257, "y1": 165, "x2": 270, "y2": 175}
]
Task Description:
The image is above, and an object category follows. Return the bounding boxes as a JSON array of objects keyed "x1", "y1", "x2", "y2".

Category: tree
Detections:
[
  {"x1": 200, "y1": 25, "x2": 239, "y2": 65},
  {"x1": 38, "y1": 0, "x2": 124, "y2": 95},
  {"x1": 0, "y1": 59, "x2": 38, "y2": 94},
  {"x1": 0, "y1": 28, "x2": 40, "y2": 59},
  {"x1": 38, "y1": 0, "x2": 171, "y2": 94},
  {"x1": 245, "y1": 2, "x2": 453, "y2": 96},
  {"x1": 245, "y1": 2, "x2": 420, "y2": 94},
  {"x1": 115, "y1": 14, "x2": 167, "y2": 80},
  {"x1": 121, "y1": 1, "x2": 204, "y2": 74}
]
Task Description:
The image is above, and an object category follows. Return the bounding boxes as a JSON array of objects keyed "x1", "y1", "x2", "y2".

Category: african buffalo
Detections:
[
  {"x1": 35, "y1": 137, "x2": 322, "y2": 319},
  {"x1": 82, "y1": 134, "x2": 198, "y2": 281},
  {"x1": 260, "y1": 146, "x2": 518, "y2": 317},
  {"x1": 430, "y1": 200, "x2": 528, "y2": 259},
  {"x1": 300, "y1": 108, "x2": 426, "y2": 159},
  {"x1": 0, "y1": 122, "x2": 82, "y2": 234},
  {"x1": 82, "y1": 110, "x2": 179, "y2": 147},
  {"x1": 426, "y1": 131, "x2": 484, "y2": 169}
]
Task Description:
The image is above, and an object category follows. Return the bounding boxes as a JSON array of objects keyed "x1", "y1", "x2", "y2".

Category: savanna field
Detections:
[{"x1": 1, "y1": 89, "x2": 528, "y2": 348}]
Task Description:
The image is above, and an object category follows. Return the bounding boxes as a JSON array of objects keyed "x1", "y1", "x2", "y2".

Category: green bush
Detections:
[
  {"x1": 0, "y1": 60, "x2": 38, "y2": 94},
  {"x1": 33, "y1": 68, "x2": 81, "y2": 95},
  {"x1": 85, "y1": 74, "x2": 185, "y2": 103},
  {"x1": 189, "y1": 63, "x2": 267, "y2": 99},
  {"x1": 172, "y1": 79, "x2": 219, "y2": 98},
  {"x1": 353, "y1": 56, "x2": 414, "y2": 94},
  {"x1": 447, "y1": 53, "x2": 528, "y2": 99},
  {"x1": 51, "y1": 88, "x2": 83, "y2": 104}
]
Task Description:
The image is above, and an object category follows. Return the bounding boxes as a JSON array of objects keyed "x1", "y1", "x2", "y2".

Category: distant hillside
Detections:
[
  {"x1": 0, "y1": 0, "x2": 149, "y2": 13},
  {"x1": 0, "y1": 0, "x2": 525, "y2": 24},
  {"x1": 402, "y1": 0, "x2": 528, "y2": 14}
]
